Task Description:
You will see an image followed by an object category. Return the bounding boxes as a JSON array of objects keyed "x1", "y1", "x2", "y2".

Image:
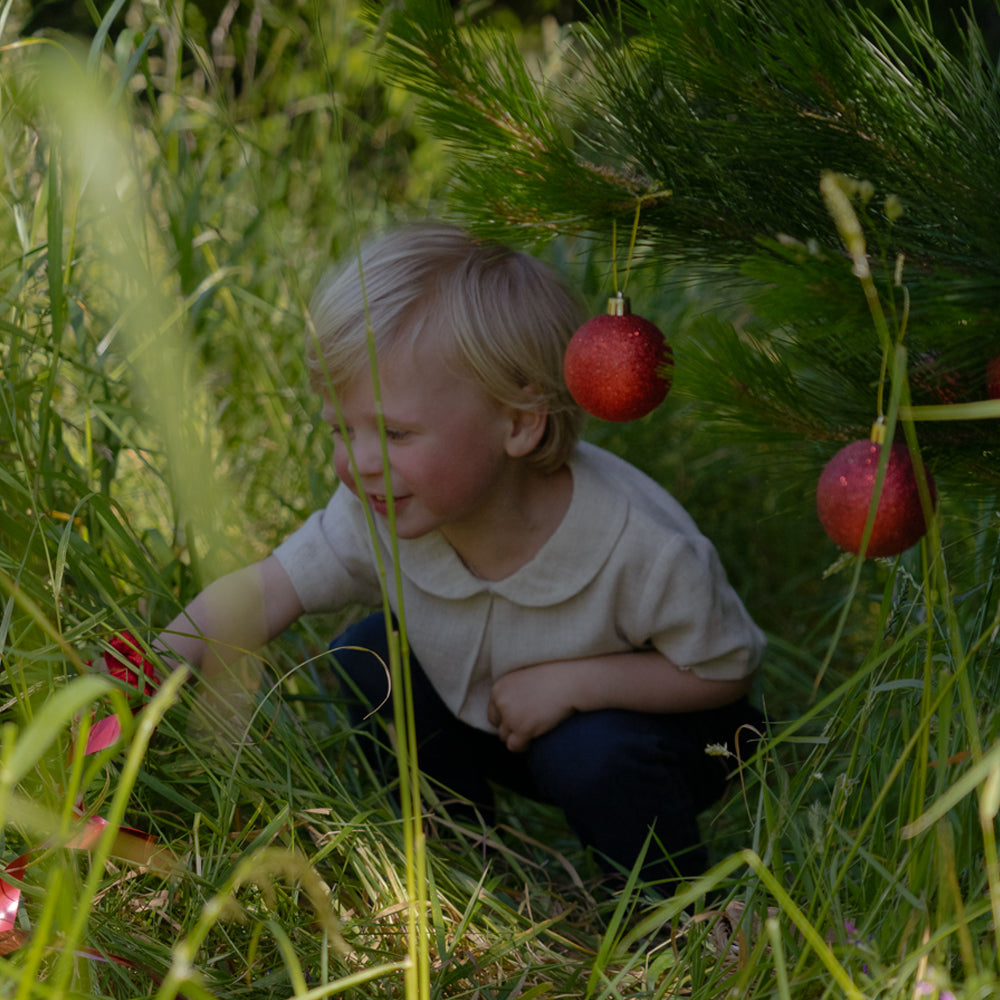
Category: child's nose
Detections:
[{"x1": 349, "y1": 432, "x2": 385, "y2": 477}]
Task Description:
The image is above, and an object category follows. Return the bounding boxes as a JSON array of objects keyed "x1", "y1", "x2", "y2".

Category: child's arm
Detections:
[
  {"x1": 155, "y1": 554, "x2": 305, "y2": 679},
  {"x1": 487, "y1": 652, "x2": 752, "y2": 753}
]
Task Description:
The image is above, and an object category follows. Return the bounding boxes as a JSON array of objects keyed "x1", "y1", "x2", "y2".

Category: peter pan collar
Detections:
[{"x1": 375, "y1": 443, "x2": 629, "y2": 606}]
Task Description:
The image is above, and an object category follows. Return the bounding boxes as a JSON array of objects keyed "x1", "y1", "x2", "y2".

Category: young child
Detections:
[{"x1": 159, "y1": 222, "x2": 766, "y2": 889}]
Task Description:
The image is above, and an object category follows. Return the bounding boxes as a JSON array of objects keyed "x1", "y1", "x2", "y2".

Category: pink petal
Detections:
[{"x1": 85, "y1": 715, "x2": 122, "y2": 755}]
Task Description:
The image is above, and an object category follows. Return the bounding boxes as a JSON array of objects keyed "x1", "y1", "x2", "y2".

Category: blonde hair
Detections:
[{"x1": 306, "y1": 222, "x2": 585, "y2": 473}]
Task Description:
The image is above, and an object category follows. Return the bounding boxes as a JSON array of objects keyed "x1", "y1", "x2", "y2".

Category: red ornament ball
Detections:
[
  {"x1": 105, "y1": 631, "x2": 159, "y2": 696},
  {"x1": 910, "y1": 351, "x2": 964, "y2": 405},
  {"x1": 564, "y1": 296, "x2": 673, "y2": 422},
  {"x1": 987, "y1": 354, "x2": 1000, "y2": 400},
  {"x1": 816, "y1": 439, "x2": 936, "y2": 558}
]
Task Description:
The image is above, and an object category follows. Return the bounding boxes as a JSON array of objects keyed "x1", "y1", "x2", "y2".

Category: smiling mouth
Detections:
[{"x1": 369, "y1": 493, "x2": 408, "y2": 509}]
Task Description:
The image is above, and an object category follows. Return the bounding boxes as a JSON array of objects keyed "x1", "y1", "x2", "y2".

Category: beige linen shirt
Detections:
[{"x1": 274, "y1": 442, "x2": 766, "y2": 733}]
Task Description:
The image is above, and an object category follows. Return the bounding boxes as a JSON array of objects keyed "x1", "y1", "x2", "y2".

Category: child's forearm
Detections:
[
  {"x1": 155, "y1": 556, "x2": 304, "y2": 676},
  {"x1": 488, "y1": 650, "x2": 753, "y2": 752},
  {"x1": 568, "y1": 650, "x2": 752, "y2": 716}
]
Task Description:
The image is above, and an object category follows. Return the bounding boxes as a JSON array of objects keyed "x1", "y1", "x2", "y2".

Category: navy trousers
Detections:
[{"x1": 330, "y1": 613, "x2": 762, "y2": 887}]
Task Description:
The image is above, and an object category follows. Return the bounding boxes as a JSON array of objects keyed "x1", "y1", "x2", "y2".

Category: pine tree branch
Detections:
[{"x1": 372, "y1": 0, "x2": 1000, "y2": 484}]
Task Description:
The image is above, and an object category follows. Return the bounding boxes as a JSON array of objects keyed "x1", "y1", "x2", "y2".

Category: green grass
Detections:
[{"x1": 2, "y1": 2, "x2": 999, "y2": 998}]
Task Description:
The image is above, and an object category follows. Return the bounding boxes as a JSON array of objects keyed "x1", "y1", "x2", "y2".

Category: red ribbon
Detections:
[
  {"x1": 0, "y1": 853, "x2": 28, "y2": 936},
  {"x1": 103, "y1": 631, "x2": 160, "y2": 696},
  {"x1": 85, "y1": 630, "x2": 162, "y2": 754}
]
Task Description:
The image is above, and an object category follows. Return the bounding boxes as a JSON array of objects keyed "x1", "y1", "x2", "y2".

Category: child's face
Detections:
[{"x1": 323, "y1": 337, "x2": 528, "y2": 543}]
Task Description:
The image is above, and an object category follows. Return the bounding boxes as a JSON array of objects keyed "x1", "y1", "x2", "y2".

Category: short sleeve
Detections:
[
  {"x1": 615, "y1": 521, "x2": 766, "y2": 681},
  {"x1": 272, "y1": 487, "x2": 383, "y2": 612}
]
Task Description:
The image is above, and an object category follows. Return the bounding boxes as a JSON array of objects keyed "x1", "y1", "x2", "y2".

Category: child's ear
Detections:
[{"x1": 504, "y1": 393, "x2": 548, "y2": 458}]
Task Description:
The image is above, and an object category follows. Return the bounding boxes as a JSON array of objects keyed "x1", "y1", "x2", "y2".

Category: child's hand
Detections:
[{"x1": 487, "y1": 661, "x2": 585, "y2": 752}]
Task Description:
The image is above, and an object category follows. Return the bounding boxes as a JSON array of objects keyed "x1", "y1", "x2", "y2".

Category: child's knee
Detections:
[
  {"x1": 527, "y1": 708, "x2": 727, "y2": 814},
  {"x1": 528, "y1": 710, "x2": 647, "y2": 803}
]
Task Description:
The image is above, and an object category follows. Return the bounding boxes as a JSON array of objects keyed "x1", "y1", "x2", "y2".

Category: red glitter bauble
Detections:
[
  {"x1": 910, "y1": 351, "x2": 964, "y2": 405},
  {"x1": 816, "y1": 439, "x2": 936, "y2": 558},
  {"x1": 563, "y1": 295, "x2": 673, "y2": 422},
  {"x1": 987, "y1": 354, "x2": 1000, "y2": 400}
]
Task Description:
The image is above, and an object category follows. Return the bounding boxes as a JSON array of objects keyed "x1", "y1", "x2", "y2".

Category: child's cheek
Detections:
[{"x1": 332, "y1": 445, "x2": 353, "y2": 489}]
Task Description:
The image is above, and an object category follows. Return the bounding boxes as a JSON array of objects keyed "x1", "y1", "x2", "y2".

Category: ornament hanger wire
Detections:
[{"x1": 612, "y1": 201, "x2": 643, "y2": 296}]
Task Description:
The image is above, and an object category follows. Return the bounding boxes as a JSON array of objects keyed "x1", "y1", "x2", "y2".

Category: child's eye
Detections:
[{"x1": 384, "y1": 428, "x2": 411, "y2": 442}]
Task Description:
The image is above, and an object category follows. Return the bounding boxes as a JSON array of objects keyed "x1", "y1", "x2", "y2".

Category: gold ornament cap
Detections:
[{"x1": 606, "y1": 292, "x2": 631, "y2": 316}]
